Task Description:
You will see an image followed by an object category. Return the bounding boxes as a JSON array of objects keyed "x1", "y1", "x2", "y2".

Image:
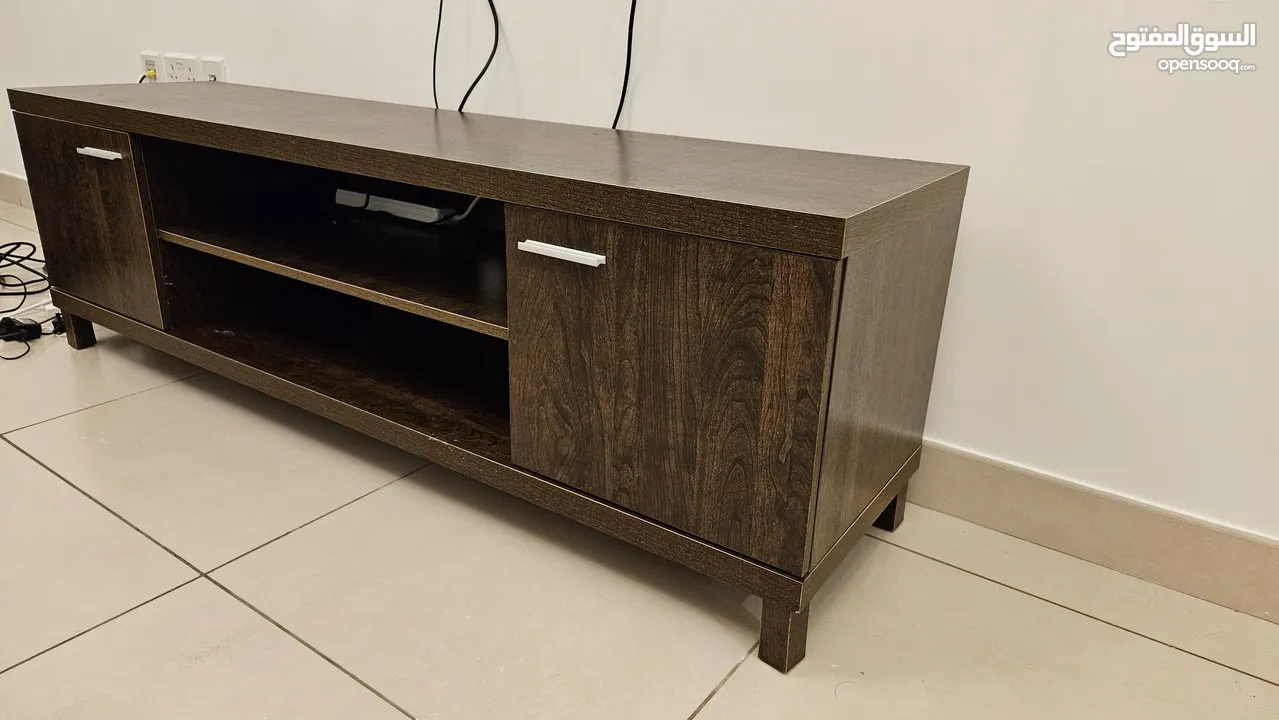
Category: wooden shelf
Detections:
[
  {"x1": 158, "y1": 237, "x2": 511, "y2": 463},
  {"x1": 171, "y1": 321, "x2": 511, "y2": 463},
  {"x1": 159, "y1": 220, "x2": 508, "y2": 339}
]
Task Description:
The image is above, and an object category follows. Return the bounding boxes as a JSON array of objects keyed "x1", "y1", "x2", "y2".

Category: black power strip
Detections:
[
  {"x1": 0, "y1": 316, "x2": 42, "y2": 342},
  {"x1": 0, "y1": 313, "x2": 64, "y2": 361}
]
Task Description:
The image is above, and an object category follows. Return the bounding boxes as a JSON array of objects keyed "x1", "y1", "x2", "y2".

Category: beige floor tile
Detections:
[
  {"x1": 870, "y1": 504, "x2": 1279, "y2": 685},
  {"x1": 0, "y1": 214, "x2": 40, "y2": 250},
  {"x1": 0, "y1": 441, "x2": 195, "y2": 670},
  {"x1": 214, "y1": 464, "x2": 760, "y2": 720},
  {"x1": 0, "y1": 325, "x2": 199, "y2": 433},
  {"x1": 0, "y1": 178, "x2": 31, "y2": 208},
  {"x1": 8, "y1": 373, "x2": 425, "y2": 570},
  {"x1": 0, "y1": 580, "x2": 406, "y2": 719},
  {"x1": 0, "y1": 203, "x2": 38, "y2": 231},
  {"x1": 697, "y1": 540, "x2": 1279, "y2": 720},
  {"x1": 0, "y1": 216, "x2": 41, "y2": 262}
]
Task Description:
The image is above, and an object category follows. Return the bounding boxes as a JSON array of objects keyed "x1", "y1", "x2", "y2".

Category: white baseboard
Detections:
[
  {"x1": 0, "y1": 172, "x2": 31, "y2": 208},
  {"x1": 911, "y1": 441, "x2": 1279, "y2": 625}
]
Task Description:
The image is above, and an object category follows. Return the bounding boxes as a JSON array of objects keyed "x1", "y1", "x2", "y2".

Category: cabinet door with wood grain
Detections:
[
  {"x1": 507, "y1": 205, "x2": 837, "y2": 574},
  {"x1": 14, "y1": 113, "x2": 165, "y2": 327}
]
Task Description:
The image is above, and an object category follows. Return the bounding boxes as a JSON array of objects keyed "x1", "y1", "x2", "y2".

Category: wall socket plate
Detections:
[
  {"x1": 140, "y1": 50, "x2": 162, "y2": 82},
  {"x1": 162, "y1": 52, "x2": 200, "y2": 82},
  {"x1": 199, "y1": 56, "x2": 228, "y2": 82}
]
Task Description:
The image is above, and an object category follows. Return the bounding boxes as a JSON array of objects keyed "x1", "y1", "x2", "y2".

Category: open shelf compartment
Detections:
[
  {"x1": 161, "y1": 241, "x2": 512, "y2": 462},
  {"x1": 142, "y1": 137, "x2": 508, "y2": 339}
]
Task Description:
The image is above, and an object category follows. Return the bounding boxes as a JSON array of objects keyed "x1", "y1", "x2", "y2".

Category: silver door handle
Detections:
[
  {"x1": 517, "y1": 240, "x2": 606, "y2": 267},
  {"x1": 76, "y1": 147, "x2": 123, "y2": 161}
]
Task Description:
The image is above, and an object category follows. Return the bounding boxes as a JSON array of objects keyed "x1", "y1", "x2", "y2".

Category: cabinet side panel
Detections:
[{"x1": 809, "y1": 196, "x2": 966, "y2": 568}]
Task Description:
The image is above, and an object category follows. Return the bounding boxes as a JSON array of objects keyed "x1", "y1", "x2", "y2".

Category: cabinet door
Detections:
[
  {"x1": 507, "y1": 205, "x2": 837, "y2": 574},
  {"x1": 14, "y1": 114, "x2": 165, "y2": 327}
]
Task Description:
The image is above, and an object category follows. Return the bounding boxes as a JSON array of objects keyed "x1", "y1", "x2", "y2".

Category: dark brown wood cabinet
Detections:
[
  {"x1": 508, "y1": 206, "x2": 838, "y2": 574},
  {"x1": 13, "y1": 113, "x2": 165, "y2": 327},
  {"x1": 9, "y1": 81, "x2": 968, "y2": 675}
]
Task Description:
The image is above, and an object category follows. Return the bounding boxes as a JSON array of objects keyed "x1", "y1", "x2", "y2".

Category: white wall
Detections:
[{"x1": 3, "y1": 1, "x2": 1276, "y2": 540}]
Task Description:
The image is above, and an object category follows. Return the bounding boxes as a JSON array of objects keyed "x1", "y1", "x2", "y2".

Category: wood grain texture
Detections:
[
  {"x1": 62, "y1": 313, "x2": 96, "y2": 349},
  {"x1": 160, "y1": 242, "x2": 511, "y2": 458},
  {"x1": 177, "y1": 322, "x2": 512, "y2": 456},
  {"x1": 758, "y1": 601, "x2": 811, "y2": 672},
  {"x1": 9, "y1": 83, "x2": 966, "y2": 258},
  {"x1": 843, "y1": 168, "x2": 970, "y2": 256},
  {"x1": 872, "y1": 481, "x2": 909, "y2": 532},
  {"x1": 507, "y1": 206, "x2": 836, "y2": 574},
  {"x1": 802, "y1": 447, "x2": 920, "y2": 608},
  {"x1": 799, "y1": 260, "x2": 850, "y2": 572},
  {"x1": 13, "y1": 113, "x2": 165, "y2": 327},
  {"x1": 808, "y1": 196, "x2": 966, "y2": 570},
  {"x1": 51, "y1": 288, "x2": 805, "y2": 606},
  {"x1": 159, "y1": 221, "x2": 508, "y2": 339}
]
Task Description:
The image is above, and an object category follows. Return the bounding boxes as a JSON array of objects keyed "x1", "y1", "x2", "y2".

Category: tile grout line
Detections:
[
  {"x1": 200, "y1": 467, "x2": 429, "y2": 718},
  {"x1": 882, "y1": 502, "x2": 1279, "y2": 624},
  {"x1": 685, "y1": 640, "x2": 760, "y2": 720},
  {"x1": 3, "y1": 434, "x2": 428, "y2": 716},
  {"x1": 2, "y1": 436, "x2": 204, "y2": 576},
  {"x1": 0, "y1": 370, "x2": 207, "y2": 438},
  {"x1": 17, "y1": 393, "x2": 1265, "y2": 709},
  {"x1": 10, "y1": 419, "x2": 1271, "y2": 707},
  {"x1": 0, "y1": 216, "x2": 35, "y2": 232},
  {"x1": 0, "y1": 577, "x2": 202, "y2": 676},
  {"x1": 899, "y1": 498, "x2": 1279, "y2": 629},
  {"x1": 870, "y1": 535, "x2": 1279, "y2": 690},
  {"x1": 206, "y1": 462, "x2": 431, "y2": 574},
  {"x1": 204, "y1": 574, "x2": 416, "y2": 719}
]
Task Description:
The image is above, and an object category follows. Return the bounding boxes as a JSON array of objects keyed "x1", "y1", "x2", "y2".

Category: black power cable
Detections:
[
  {"x1": 0, "y1": 239, "x2": 54, "y2": 360},
  {"x1": 432, "y1": 1, "x2": 444, "y2": 109},
  {"x1": 434, "y1": 0, "x2": 499, "y2": 113},
  {"x1": 457, "y1": 0, "x2": 499, "y2": 113},
  {"x1": 0, "y1": 314, "x2": 60, "y2": 361},
  {"x1": 0, "y1": 337, "x2": 31, "y2": 360},
  {"x1": 611, "y1": 0, "x2": 638, "y2": 129},
  {"x1": 1, "y1": 240, "x2": 49, "y2": 315}
]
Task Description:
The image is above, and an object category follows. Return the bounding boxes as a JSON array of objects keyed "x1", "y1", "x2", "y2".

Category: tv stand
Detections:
[{"x1": 10, "y1": 82, "x2": 968, "y2": 673}]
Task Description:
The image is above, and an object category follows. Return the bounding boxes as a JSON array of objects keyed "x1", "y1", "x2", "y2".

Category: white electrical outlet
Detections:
[
  {"x1": 199, "y1": 56, "x2": 228, "y2": 82},
  {"x1": 162, "y1": 52, "x2": 200, "y2": 82},
  {"x1": 141, "y1": 50, "x2": 162, "y2": 82}
]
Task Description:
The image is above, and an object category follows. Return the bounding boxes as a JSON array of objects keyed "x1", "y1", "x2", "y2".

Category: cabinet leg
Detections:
[
  {"x1": 873, "y1": 481, "x2": 909, "y2": 532},
  {"x1": 758, "y1": 600, "x2": 810, "y2": 672},
  {"x1": 63, "y1": 313, "x2": 97, "y2": 350}
]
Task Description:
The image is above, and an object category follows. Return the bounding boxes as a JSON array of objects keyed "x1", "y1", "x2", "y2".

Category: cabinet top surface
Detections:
[{"x1": 10, "y1": 83, "x2": 967, "y2": 257}]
